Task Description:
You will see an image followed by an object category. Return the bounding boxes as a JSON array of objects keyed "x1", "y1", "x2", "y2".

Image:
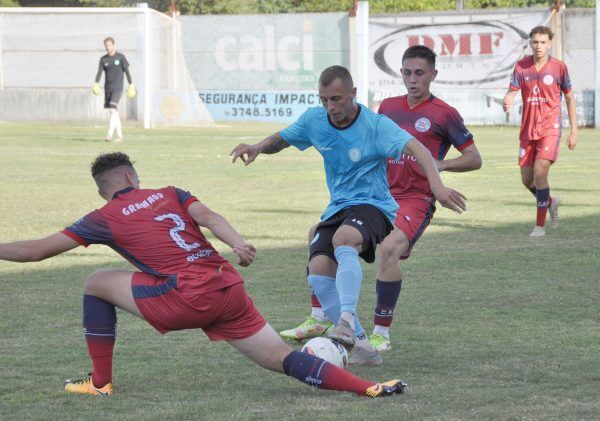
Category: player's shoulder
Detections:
[
  {"x1": 429, "y1": 96, "x2": 463, "y2": 118},
  {"x1": 515, "y1": 55, "x2": 533, "y2": 69},
  {"x1": 362, "y1": 104, "x2": 393, "y2": 127},
  {"x1": 296, "y1": 106, "x2": 327, "y2": 124},
  {"x1": 549, "y1": 56, "x2": 568, "y2": 69},
  {"x1": 379, "y1": 95, "x2": 406, "y2": 109}
]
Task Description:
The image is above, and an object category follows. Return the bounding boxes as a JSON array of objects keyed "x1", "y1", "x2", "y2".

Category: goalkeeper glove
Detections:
[
  {"x1": 127, "y1": 84, "x2": 136, "y2": 98},
  {"x1": 92, "y1": 83, "x2": 100, "y2": 96}
]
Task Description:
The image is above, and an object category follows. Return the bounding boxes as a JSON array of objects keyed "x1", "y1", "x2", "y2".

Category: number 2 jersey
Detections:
[
  {"x1": 62, "y1": 186, "x2": 242, "y2": 294},
  {"x1": 378, "y1": 95, "x2": 474, "y2": 200}
]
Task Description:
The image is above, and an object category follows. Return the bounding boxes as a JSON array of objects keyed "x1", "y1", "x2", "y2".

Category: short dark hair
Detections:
[
  {"x1": 402, "y1": 45, "x2": 436, "y2": 69},
  {"x1": 529, "y1": 26, "x2": 553, "y2": 40},
  {"x1": 91, "y1": 152, "x2": 134, "y2": 178},
  {"x1": 103, "y1": 37, "x2": 115, "y2": 45},
  {"x1": 319, "y1": 65, "x2": 353, "y2": 89}
]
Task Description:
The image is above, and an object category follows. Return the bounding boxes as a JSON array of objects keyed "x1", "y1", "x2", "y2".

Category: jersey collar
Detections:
[
  {"x1": 327, "y1": 104, "x2": 361, "y2": 130},
  {"x1": 404, "y1": 93, "x2": 434, "y2": 111},
  {"x1": 112, "y1": 187, "x2": 135, "y2": 199}
]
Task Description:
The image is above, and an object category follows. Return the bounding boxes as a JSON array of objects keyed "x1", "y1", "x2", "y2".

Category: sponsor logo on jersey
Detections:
[
  {"x1": 527, "y1": 85, "x2": 548, "y2": 104},
  {"x1": 318, "y1": 146, "x2": 332, "y2": 151},
  {"x1": 543, "y1": 74, "x2": 554, "y2": 85},
  {"x1": 104, "y1": 62, "x2": 109, "y2": 67},
  {"x1": 348, "y1": 148, "x2": 361, "y2": 162},
  {"x1": 415, "y1": 117, "x2": 431, "y2": 132},
  {"x1": 122, "y1": 192, "x2": 165, "y2": 216},
  {"x1": 186, "y1": 249, "x2": 214, "y2": 262},
  {"x1": 389, "y1": 153, "x2": 417, "y2": 165}
]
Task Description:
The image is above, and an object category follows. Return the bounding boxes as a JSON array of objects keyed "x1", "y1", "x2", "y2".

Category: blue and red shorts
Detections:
[{"x1": 131, "y1": 272, "x2": 266, "y2": 341}]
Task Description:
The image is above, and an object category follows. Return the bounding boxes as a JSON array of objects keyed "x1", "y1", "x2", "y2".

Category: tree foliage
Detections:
[{"x1": 11, "y1": 0, "x2": 594, "y2": 13}]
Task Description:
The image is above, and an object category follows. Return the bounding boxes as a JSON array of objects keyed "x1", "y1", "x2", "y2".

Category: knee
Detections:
[
  {"x1": 379, "y1": 237, "x2": 408, "y2": 265},
  {"x1": 331, "y1": 232, "x2": 361, "y2": 249},
  {"x1": 83, "y1": 270, "x2": 108, "y2": 295},
  {"x1": 521, "y1": 176, "x2": 533, "y2": 189}
]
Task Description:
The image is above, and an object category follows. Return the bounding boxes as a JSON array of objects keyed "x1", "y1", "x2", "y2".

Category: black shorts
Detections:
[
  {"x1": 104, "y1": 90, "x2": 123, "y2": 109},
  {"x1": 309, "y1": 204, "x2": 393, "y2": 264}
]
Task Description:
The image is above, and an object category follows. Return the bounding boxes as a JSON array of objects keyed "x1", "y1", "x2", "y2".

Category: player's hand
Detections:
[
  {"x1": 127, "y1": 84, "x2": 136, "y2": 98},
  {"x1": 230, "y1": 143, "x2": 260, "y2": 166},
  {"x1": 233, "y1": 243, "x2": 256, "y2": 267},
  {"x1": 567, "y1": 132, "x2": 577, "y2": 150},
  {"x1": 92, "y1": 83, "x2": 100, "y2": 96},
  {"x1": 432, "y1": 186, "x2": 467, "y2": 213},
  {"x1": 502, "y1": 95, "x2": 513, "y2": 112}
]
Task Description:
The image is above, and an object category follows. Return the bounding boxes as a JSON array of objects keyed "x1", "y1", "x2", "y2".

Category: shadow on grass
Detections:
[{"x1": 0, "y1": 212, "x2": 598, "y2": 419}]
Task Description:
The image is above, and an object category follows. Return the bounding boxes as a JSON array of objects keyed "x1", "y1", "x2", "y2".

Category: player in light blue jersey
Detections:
[{"x1": 231, "y1": 65, "x2": 466, "y2": 365}]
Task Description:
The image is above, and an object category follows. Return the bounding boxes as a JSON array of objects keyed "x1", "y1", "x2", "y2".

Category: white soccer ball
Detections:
[{"x1": 301, "y1": 337, "x2": 348, "y2": 369}]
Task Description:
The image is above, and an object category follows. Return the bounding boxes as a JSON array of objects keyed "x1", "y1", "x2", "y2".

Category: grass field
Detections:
[{"x1": 0, "y1": 122, "x2": 599, "y2": 420}]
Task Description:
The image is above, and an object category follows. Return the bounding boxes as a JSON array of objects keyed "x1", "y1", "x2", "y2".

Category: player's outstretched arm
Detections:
[
  {"x1": 404, "y1": 139, "x2": 467, "y2": 213},
  {"x1": 187, "y1": 201, "x2": 256, "y2": 267},
  {"x1": 565, "y1": 91, "x2": 578, "y2": 150},
  {"x1": 0, "y1": 232, "x2": 80, "y2": 262},
  {"x1": 502, "y1": 90, "x2": 518, "y2": 113},
  {"x1": 438, "y1": 144, "x2": 482, "y2": 173},
  {"x1": 230, "y1": 132, "x2": 290, "y2": 166}
]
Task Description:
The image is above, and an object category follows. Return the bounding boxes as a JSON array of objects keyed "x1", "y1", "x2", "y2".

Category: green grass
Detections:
[{"x1": 0, "y1": 122, "x2": 599, "y2": 420}]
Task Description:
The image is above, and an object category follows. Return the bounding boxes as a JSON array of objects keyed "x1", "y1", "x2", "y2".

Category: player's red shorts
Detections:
[
  {"x1": 131, "y1": 272, "x2": 266, "y2": 341},
  {"x1": 393, "y1": 196, "x2": 436, "y2": 260},
  {"x1": 518, "y1": 136, "x2": 561, "y2": 167}
]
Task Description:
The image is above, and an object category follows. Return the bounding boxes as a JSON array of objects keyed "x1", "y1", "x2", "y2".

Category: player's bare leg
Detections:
[
  {"x1": 83, "y1": 269, "x2": 142, "y2": 317},
  {"x1": 370, "y1": 228, "x2": 409, "y2": 353},
  {"x1": 229, "y1": 324, "x2": 404, "y2": 397},
  {"x1": 64, "y1": 269, "x2": 141, "y2": 396}
]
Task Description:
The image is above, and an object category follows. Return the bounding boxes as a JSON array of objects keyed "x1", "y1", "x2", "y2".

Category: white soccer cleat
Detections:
[
  {"x1": 530, "y1": 226, "x2": 546, "y2": 237},
  {"x1": 549, "y1": 196, "x2": 561, "y2": 228}
]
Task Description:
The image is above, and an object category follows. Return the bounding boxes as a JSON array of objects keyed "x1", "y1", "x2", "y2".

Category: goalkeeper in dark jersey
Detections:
[{"x1": 93, "y1": 37, "x2": 136, "y2": 143}]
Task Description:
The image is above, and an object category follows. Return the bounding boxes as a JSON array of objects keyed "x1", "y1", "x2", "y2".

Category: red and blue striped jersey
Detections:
[
  {"x1": 62, "y1": 186, "x2": 242, "y2": 293},
  {"x1": 378, "y1": 95, "x2": 474, "y2": 199},
  {"x1": 509, "y1": 56, "x2": 572, "y2": 141}
]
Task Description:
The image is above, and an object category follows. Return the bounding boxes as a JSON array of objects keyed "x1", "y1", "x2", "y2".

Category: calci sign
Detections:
[{"x1": 369, "y1": 11, "x2": 551, "y2": 124}]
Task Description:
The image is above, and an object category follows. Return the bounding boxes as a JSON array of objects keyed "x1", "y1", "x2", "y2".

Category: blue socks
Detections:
[
  {"x1": 308, "y1": 271, "x2": 365, "y2": 336},
  {"x1": 308, "y1": 275, "x2": 340, "y2": 324},
  {"x1": 334, "y1": 246, "x2": 362, "y2": 315}
]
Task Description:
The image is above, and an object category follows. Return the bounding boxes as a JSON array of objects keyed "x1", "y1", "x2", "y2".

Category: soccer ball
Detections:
[{"x1": 301, "y1": 337, "x2": 348, "y2": 369}]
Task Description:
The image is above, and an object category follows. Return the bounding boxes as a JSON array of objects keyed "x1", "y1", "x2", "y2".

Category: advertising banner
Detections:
[
  {"x1": 370, "y1": 10, "x2": 552, "y2": 125},
  {"x1": 181, "y1": 13, "x2": 348, "y2": 123}
]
